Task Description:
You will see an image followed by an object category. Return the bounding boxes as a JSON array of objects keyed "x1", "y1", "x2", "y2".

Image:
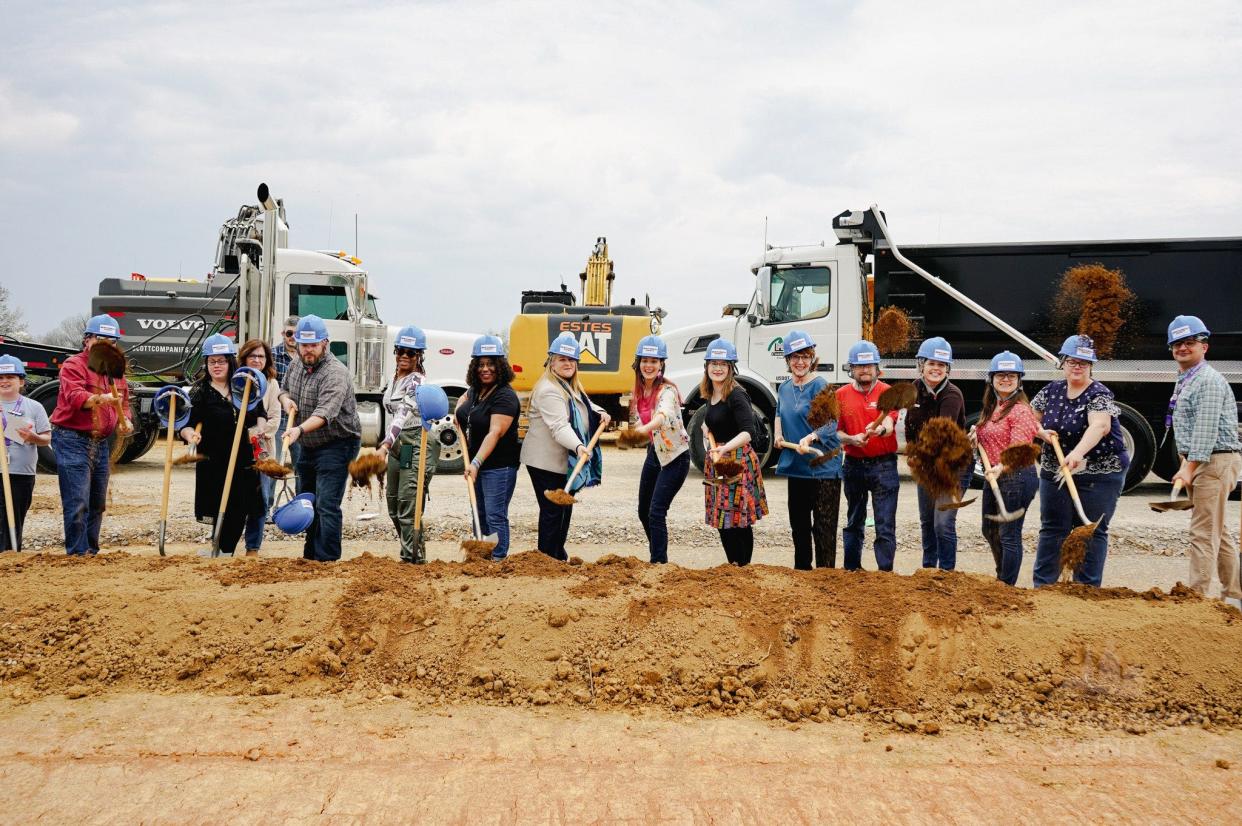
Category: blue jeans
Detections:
[
  {"x1": 638, "y1": 447, "x2": 690, "y2": 563},
  {"x1": 1033, "y1": 470, "x2": 1125, "y2": 587},
  {"x1": 52, "y1": 428, "x2": 112, "y2": 555},
  {"x1": 916, "y1": 464, "x2": 974, "y2": 570},
  {"x1": 244, "y1": 473, "x2": 274, "y2": 550},
  {"x1": 981, "y1": 466, "x2": 1038, "y2": 586},
  {"x1": 842, "y1": 454, "x2": 899, "y2": 571},
  {"x1": 297, "y1": 437, "x2": 360, "y2": 562},
  {"x1": 473, "y1": 465, "x2": 518, "y2": 560}
]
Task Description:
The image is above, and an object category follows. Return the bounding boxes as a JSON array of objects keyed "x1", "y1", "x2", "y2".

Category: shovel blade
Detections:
[
  {"x1": 1149, "y1": 500, "x2": 1194, "y2": 513},
  {"x1": 158, "y1": 521, "x2": 167, "y2": 557},
  {"x1": 984, "y1": 506, "x2": 1026, "y2": 523},
  {"x1": 937, "y1": 496, "x2": 978, "y2": 511}
]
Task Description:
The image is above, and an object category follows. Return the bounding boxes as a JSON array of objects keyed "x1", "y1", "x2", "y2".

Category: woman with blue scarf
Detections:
[{"x1": 520, "y1": 332, "x2": 610, "y2": 560}]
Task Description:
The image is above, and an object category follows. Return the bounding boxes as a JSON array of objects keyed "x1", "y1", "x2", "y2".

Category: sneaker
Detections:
[{"x1": 245, "y1": 550, "x2": 259, "y2": 558}]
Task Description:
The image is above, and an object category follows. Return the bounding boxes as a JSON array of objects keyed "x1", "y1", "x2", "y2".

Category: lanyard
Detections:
[{"x1": 1165, "y1": 364, "x2": 1204, "y2": 429}]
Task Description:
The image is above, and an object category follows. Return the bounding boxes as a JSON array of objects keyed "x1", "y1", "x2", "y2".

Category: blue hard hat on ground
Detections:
[
  {"x1": 415, "y1": 383, "x2": 449, "y2": 429},
  {"x1": 635, "y1": 335, "x2": 668, "y2": 359},
  {"x1": 273, "y1": 493, "x2": 316, "y2": 534},
  {"x1": 847, "y1": 340, "x2": 881, "y2": 366},
  {"x1": 395, "y1": 325, "x2": 427, "y2": 350},
  {"x1": 783, "y1": 330, "x2": 816, "y2": 357},
  {"x1": 1058, "y1": 334, "x2": 1097, "y2": 363},
  {"x1": 548, "y1": 331, "x2": 582, "y2": 360},
  {"x1": 154, "y1": 385, "x2": 192, "y2": 429},
  {"x1": 85, "y1": 314, "x2": 121, "y2": 339},
  {"x1": 703, "y1": 338, "x2": 738, "y2": 363},
  {"x1": 201, "y1": 333, "x2": 237, "y2": 357},
  {"x1": 916, "y1": 336, "x2": 954, "y2": 364},
  {"x1": 988, "y1": 351, "x2": 1026, "y2": 376},
  {"x1": 0, "y1": 355, "x2": 26, "y2": 376},
  {"x1": 294, "y1": 315, "x2": 330, "y2": 344},
  {"x1": 230, "y1": 366, "x2": 267, "y2": 411},
  {"x1": 1167, "y1": 315, "x2": 1210, "y2": 346},
  {"x1": 472, "y1": 335, "x2": 506, "y2": 358}
]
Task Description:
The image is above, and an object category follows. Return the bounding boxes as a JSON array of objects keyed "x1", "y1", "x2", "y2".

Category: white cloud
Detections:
[{"x1": 0, "y1": 81, "x2": 80, "y2": 149}]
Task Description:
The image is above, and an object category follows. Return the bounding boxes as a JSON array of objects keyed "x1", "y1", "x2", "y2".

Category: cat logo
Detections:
[{"x1": 548, "y1": 317, "x2": 618, "y2": 371}]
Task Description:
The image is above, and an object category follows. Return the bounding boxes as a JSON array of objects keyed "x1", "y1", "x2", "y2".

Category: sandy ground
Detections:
[{"x1": 5, "y1": 447, "x2": 1242, "y2": 823}]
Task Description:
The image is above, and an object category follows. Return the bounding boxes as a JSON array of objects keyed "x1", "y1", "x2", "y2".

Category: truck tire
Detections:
[
  {"x1": 436, "y1": 390, "x2": 465, "y2": 475},
  {"x1": 30, "y1": 380, "x2": 60, "y2": 474},
  {"x1": 686, "y1": 401, "x2": 774, "y2": 473},
  {"x1": 1116, "y1": 401, "x2": 1156, "y2": 492},
  {"x1": 118, "y1": 418, "x2": 160, "y2": 464}
]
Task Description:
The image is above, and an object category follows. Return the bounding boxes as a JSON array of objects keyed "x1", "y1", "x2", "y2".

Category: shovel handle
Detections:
[
  {"x1": 456, "y1": 422, "x2": 484, "y2": 538},
  {"x1": 213, "y1": 375, "x2": 252, "y2": 555},
  {"x1": 413, "y1": 427, "x2": 429, "y2": 533},
  {"x1": 778, "y1": 438, "x2": 823, "y2": 458},
  {"x1": 1047, "y1": 432, "x2": 1093, "y2": 525},
  {"x1": 159, "y1": 393, "x2": 177, "y2": 525},
  {"x1": 563, "y1": 419, "x2": 607, "y2": 493},
  {"x1": 977, "y1": 443, "x2": 1006, "y2": 500},
  {"x1": 0, "y1": 426, "x2": 17, "y2": 550}
]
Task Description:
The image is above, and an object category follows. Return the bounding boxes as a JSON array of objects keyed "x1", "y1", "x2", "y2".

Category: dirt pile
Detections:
[{"x1": 1, "y1": 552, "x2": 1240, "y2": 733}]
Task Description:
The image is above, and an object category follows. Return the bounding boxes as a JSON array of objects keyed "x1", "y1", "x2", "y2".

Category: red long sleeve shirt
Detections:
[
  {"x1": 49, "y1": 351, "x2": 130, "y2": 437},
  {"x1": 836, "y1": 381, "x2": 899, "y2": 459}
]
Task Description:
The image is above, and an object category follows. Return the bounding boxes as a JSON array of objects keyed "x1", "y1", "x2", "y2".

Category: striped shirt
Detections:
[
  {"x1": 1171, "y1": 362, "x2": 1241, "y2": 462},
  {"x1": 281, "y1": 353, "x2": 361, "y2": 449}
]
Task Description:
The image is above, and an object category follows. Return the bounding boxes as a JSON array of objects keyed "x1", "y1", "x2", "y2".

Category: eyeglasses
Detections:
[
  {"x1": 394, "y1": 348, "x2": 419, "y2": 357},
  {"x1": 1064, "y1": 358, "x2": 1092, "y2": 368}
]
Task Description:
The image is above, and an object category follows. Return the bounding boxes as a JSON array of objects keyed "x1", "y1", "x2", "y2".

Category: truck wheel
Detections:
[
  {"x1": 1116, "y1": 401, "x2": 1156, "y2": 492},
  {"x1": 118, "y1": 420, "x2": 160, "y2": 464},
  {"x1": 30, "y1": 380, "x2": 60, "y2": 474},
  {"x1": 687, "y1": 405, "x2": 708, "y2": 473},
  {"x1": 436, "y1": 391, "x2": 465, "y2": 475},
  {"x1": 685, "y1": 403, "x2": 774, "y2": 471}
]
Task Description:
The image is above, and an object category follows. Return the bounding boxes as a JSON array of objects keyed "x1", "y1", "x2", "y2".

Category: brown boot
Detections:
[{"x1": 245, "y1": 549, "x2": 259, "y2": 558}]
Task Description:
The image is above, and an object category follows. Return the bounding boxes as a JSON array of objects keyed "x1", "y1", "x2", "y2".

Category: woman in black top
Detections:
[
  {"x1": 179, "y1": 338, "x2": 266, "y2": 556},
  {"x1": 700, "y1": 338, "x2": 768, "y2": 565},
  {"x1": 454, "y1": 335, "x2": 521, "y2": 561}
]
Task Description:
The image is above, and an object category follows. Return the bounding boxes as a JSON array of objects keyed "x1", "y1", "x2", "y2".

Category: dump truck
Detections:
[
  {"x1": 8, "y1": 185, "x2": 478, "y2": 472},
  {"x1": 659, "y1": 206, "x2": 1241, "y2": 490},
  {"x1": 508, "y1": 238, "x2": 664, "y2": 422}
]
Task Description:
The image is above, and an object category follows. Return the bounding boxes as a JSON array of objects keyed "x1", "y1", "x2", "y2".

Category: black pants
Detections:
[
  {"x1": 527, "y1": 465, "x2": 572, "y2": 561},
  {"x1": 0, "y1": 473, "x2": 35, "y2": 551},
  {"x1": 787, "y1": 477, "x2": 841, "y2": 570},
  {"x1": 719, "y1": 527, "x2": 753, "y2": 566}
]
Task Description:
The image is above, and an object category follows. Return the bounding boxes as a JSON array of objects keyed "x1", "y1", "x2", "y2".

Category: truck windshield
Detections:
[
  {"x1": 364, "y1": 293, "x2": 382, "y2": 322},
  {"x1": 768, "y1": 266, "x2": 831, "y2": 324},
  {"x1": 290, "y1": 283, "x2": 350, "y2": 321}
]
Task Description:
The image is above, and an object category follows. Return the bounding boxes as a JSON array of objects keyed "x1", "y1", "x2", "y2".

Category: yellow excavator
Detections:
[{"x1": 509, "y1": 238, "x2": 664, "y2": 425}]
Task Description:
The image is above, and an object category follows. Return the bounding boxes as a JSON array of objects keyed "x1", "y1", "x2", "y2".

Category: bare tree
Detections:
[
  {"x1": 41, "y1": 312, "x2": 93, "y2": 349},
  {"x1": 0, "y1": 284, "x2": 29, "y2": 338}
]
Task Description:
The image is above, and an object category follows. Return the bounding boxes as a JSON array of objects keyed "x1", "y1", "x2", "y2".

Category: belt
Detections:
[
  {"x1": 1211, "y1": 449, "x2": 1240, "y2": 455},
  {"x1": 844, "y1": 453, "x2": 896, "y2": 464}
]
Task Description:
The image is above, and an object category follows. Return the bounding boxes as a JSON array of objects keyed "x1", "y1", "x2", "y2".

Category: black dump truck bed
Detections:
[{"x1": 873, "y1": 236, "x2": 1242, "y2": 365}]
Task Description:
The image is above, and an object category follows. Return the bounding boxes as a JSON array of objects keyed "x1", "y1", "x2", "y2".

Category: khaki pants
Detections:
[{"x1": 1187, "y1": 452, "x2": 1242, "y2": 599}]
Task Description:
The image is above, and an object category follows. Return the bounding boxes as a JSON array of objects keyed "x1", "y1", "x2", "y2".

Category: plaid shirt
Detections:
[
  {"x1": 281, "y1": 353, "x2": 361, "y2": 449},
  {"x1": 1172, "y1": 362, "x2": 1241, "y2": 462},
  {"x1": 272, "y1": 342, "x2": 295, "y2": 384}
]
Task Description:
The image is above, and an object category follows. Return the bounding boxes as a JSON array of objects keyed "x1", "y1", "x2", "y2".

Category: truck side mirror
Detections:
[{"x1": 756, "y1": 267, "x2": 772, "y2": 320}]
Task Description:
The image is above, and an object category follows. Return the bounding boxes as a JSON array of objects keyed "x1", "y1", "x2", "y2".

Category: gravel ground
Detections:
[{"x1": 13, "y1": 443, "x2": 1241, "y2": 596}]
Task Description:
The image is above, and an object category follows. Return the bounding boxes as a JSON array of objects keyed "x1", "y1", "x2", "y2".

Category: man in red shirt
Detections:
[
  {"x1": 49, "y1": 314, "x2": 132, "y2": 555},
  {"x1": 836, "y1": 340, "x2": 899, "y2": 571}
]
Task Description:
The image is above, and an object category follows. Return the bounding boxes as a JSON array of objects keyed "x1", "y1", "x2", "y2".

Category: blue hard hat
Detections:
[
  {"x1": 153, "y1": 385, "x2": 192, "y2": 429},
  {"x1": 846, "y1": 340, "x2": 881, "y2": 366},
  {"x1": 988, "y1": 351, "x2": 1026, "y2": 376},
  {"x1": 635, "y1": 335, "x2": 668, "y2": 360},
  {"x1": 395, "y1": 325, "x2": 426, "y2": 350},
  {"x1": 916, "y1": 336, "x2": 954, "y2": 364},
  {"x1": 471, "y1": 335, "x2": 506, "y2": 358},
  {"x1": 230, "y1": 366, "x2": 267, "y2": 411},
  {"x1": 0, "y1": 355, "x2": 26, "y2": 377},
  {"x1": 548, "y1": 331, "x2": 582, "y2": 360},
  {"x1": 200, "y1": 333, "x2": 237, "y2": 357},
  {"x1": 703, "y1": 338, "x2": 738, "y2": 363},
  {"x1": 273, "y1": 493, "x2": 316, "y2": 534},
  {"x1": 782, "y1": 330, "x2": 816, "y2": 357},
  {"x1": 294, "y1": 315, "x2": 330, "y2": 344},
  {"x1": 1167, "y1": 315, "x2": 1210, "y2": 346},
  {"x1": 85, "y1": 314, "x2": 121, "y2": 339},
  {"x1": 415, "y1": 383, "x2": 449, "y2": 429},
  {"x1": 1057, "y1": 334, "x2": 1097, "y2": 363}
]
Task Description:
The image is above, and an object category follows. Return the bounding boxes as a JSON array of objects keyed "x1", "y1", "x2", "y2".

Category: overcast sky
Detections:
[{"x1": 2, "y1": 0, "x2": 1239, "y2": 339}]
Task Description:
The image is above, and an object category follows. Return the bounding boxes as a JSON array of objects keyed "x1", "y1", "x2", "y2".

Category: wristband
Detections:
[{"x1": 471, "y1": 457, "x2": 482, "y2": 468}]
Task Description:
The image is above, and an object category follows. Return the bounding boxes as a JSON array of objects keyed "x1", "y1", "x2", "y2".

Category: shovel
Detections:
[
  {"x1": 978, "y1": 444, "x2": 1023, "y2": 524},
  {"x1": 1150, "y1": 461, "x2": 1194, "y2": 513},
  {"x1": 174, "y1": 423, "x2": 204, "y2": 465},
  {"x1": 0, "y1": 422, "x2": 18, "y2": 551},
  {"x1": 777, "y1": 438, "x2": 839, "y2": 469},
  {"x1": 157, "y1": 392, "x2": 178, "y2": 556},
  {"x1": 936, "y1": 490, "x2": 978, "y2": 511},
  {"x1": 410, "y1": 426, "x2": 431, "y2": 561},
  {"x1": 1047, "y1": 432, "x2": 1100, "y2": 577},
  {"x1": 867, "y1": 382, "x2": 917, "y2": 432},
  {"x1": 211, "y1": 372, "x2": 253, "y2": 557},
  {"x1": 456, "y1": 423, "x2": 498, "y2": 558},
  {"x1": 545, "y1": 420, "x2": 608, "y2": 505},
  {"x1": 705, "y1": 430, "x2": 744, "y2": 477}
]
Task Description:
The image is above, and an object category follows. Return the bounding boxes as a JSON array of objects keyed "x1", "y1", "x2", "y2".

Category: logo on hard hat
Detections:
[
  {"x1": 709, "y1": 348, "x2": 728, "y2": 359},
  {"x1": 0, "y1": 364, "x2": 15, "y2": 374},
  {"x1": 640, "y1": 345, "x2": 659, "y2": 357},
  {"x1": 557, "y1": 343, "x2": 576, "y2": 355},
  {"x1": 99, "y1": 324, "x2": 118, "y2": 336},
  {"x1": 1076, "y1": 347, "x2": 1094, "y2": 358},
  {"x1": 297, "y1": 331, "x2": 317, "y2": 342},
  {"x1": 933, "y1": 348, "x2": 950, "y2": 360},
  {"x1": 997, "y1": 360, "x2": 1017, "y2": 370},
  {"x1": 855, "y1": 352, "x2": 876, "y2": 363},
  {"x1": 398, "y1": 335, "x2": 418, "y2": 347},
  {"x1": 1170, "y1": 325, "x2": 1191, "y2": 339},
  {"x1": 479, "y1": 344, "x2": 499, "y2": 354},
  {"x1": 211, "y1": 343, "x2": 230, "y2": 354}
]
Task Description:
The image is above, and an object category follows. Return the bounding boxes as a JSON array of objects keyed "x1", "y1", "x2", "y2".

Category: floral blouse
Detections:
[{"x1": 1031, "y1": 380, "x2": 1130, "y2": 476}]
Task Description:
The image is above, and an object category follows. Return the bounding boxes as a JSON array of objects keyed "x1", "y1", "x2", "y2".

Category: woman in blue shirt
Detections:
[
  {"x1": 1030, "y1": 335, "x2": 1130, "y2": 587},
  {"x1": 773, "y1": 330, "x2": 842, "y2": 569}
]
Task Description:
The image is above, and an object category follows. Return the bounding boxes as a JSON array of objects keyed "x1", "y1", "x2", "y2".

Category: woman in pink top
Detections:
[{"x1": 973, "y1": 351, "x2": 1040, "y2": 585}]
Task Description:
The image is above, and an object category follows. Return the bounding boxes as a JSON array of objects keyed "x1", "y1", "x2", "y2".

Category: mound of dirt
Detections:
[{"x1": 1, "y1": 552, "x2": 1240, "y2": 733}]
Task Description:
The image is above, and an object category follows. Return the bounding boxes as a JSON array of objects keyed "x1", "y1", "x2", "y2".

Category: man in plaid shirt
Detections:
[
  {"x1": 279, "y1": 315, "x2": 361, "y2": 562},
  {"x1": 1167, "y1": 315, "x2": 1242, "y2": 602}
]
